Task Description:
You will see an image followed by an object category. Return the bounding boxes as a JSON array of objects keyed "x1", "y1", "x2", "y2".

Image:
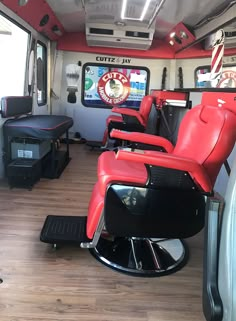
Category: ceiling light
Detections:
[
  {"x1": 18, "y1": 0, "x2": 29, "y2": 5},
  {"x1": 121, "y1": 0, "x2": 152, "y2": 21},
  {"x1": 180, "y1": 30, "x2": 188, "y2": 39},
  {"x1": 170, "y1": 32, "x2": 176, "y2": 38},
  {"x1": 52, "y1": 25, "x2": 63, "y2": 36},
  {"x1": 121, "y1": 0, "x2": 127, "y2": 20},
  {"x1": 140, "y1": 0, "x2": 152, "y2": 21},
  {"x1": 169, "y1": 40, "x2": 174, "y2": 46}
]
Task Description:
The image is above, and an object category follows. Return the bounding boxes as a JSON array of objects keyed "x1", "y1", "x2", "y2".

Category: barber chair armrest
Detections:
[
  {"x1": 116, "y1": 149, "x2": 212, "y2": 192},
  {"x1": 111, "y1": 107, "x2": 144, "y2": 125},
  {"x1": 110, "y1": 129, "x2": 174, "y2": 153}
]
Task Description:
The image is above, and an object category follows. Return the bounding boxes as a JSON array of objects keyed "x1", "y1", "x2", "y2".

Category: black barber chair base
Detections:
[
  {"x1": 86, "y1": 141, "x2": 107, "y2": 150},
  {"x1": 90, "y1": 236, "x2": 189, "y2": 277},
  {"x1": 40, "y1": 215, "x2": 189, "y2": 277},
  {"x1": 86, "y1": 140, "x2": 119, "y2": 151}
]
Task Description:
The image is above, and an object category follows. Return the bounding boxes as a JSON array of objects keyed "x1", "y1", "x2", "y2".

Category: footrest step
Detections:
[{"x1": 40, "y1": 215, "x2": 90, "y2": 244}]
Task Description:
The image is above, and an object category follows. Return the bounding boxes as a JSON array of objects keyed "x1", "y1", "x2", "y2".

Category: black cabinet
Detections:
[{"x1": 7, "y1": 158, "x2": 42, "y2": 189}]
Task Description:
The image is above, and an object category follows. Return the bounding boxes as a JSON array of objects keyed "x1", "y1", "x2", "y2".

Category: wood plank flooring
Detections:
[{"x1": 0, "y1": 144, "x2": 206, "y2": 321}]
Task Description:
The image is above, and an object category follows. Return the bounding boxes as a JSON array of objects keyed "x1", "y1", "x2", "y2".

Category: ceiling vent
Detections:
[
  {"x1": 205, "y1": 30, "x2": 236, "y2": 49},
  {"x1": 89, "y1": 28, "x2": 114, "y2": 35},
  {"x1": 224, "y1": 31, "x2": 236, "y2": 48},
  {"x1": 86, "y1": 22, "x2": 154, "y2": 50}
]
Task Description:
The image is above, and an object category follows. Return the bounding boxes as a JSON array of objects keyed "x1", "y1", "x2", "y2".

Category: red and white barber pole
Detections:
[{"x1": 210, "y1": 29, "x2": 225, "y2": 87}]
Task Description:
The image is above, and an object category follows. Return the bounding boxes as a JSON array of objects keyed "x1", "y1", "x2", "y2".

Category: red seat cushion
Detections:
[
  {"x1": 106, "y1": 115, "x2": 122, "y2": 126},
  {"x1": 98, "y1": 151, "x2": 147, "y2": 196}
]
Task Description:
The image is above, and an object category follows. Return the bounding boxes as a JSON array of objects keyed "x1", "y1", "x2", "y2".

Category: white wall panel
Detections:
[{"x1": 53, "y1": 51, "x2": 171, "y2": 140}]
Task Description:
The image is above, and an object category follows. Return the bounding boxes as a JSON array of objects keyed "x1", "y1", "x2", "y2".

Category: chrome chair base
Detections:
[{"x1": 90, "y1": 236, "x2": 189, "y2": 277}]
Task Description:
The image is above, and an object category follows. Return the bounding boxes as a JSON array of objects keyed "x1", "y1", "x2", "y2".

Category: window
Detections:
[
  {"x1": 0, "y1": 13, "x2": 29, "y2": 100},
  {"x1": 36, "y1": 41, "x2": 47, "y2": 105},
  {"x1": 82, "y1": 63, "x2": 150, "y2": 109},
  {"x1": 195, "y1": 64, "x2": 236, "y2": 88}
]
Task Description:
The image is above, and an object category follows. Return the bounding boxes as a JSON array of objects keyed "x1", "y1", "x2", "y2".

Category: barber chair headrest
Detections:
[
  {"x1": 1, "y1": 96, "x2": 33, "y2": 118},
  {"x1": 201, "y1": 92, "x2": 236, "y2": 115}
]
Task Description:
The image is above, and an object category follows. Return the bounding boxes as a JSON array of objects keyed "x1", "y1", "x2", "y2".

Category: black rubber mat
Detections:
[{"x1": 40, "y1": 215, "x2": 89, "y2": 244}]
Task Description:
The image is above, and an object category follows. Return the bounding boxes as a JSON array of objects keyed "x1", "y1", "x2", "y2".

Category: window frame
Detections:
[
  {"x1": 194, "y1": 63, "x2": 236, "y2": 88},
  {"x1": 0, "y1": 11, "x2": 30, "y2": 100},
  {"x1": 36, "y1": 40, "x2": 47, "y2": 106},
  {"x1": 81, "y1": 62, "x2": 150, "y2": 109}
]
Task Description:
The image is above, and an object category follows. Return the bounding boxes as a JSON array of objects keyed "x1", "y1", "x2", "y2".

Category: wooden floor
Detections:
[{"x1": 0, "y1": 144, "x2": 205, "y2": 321}]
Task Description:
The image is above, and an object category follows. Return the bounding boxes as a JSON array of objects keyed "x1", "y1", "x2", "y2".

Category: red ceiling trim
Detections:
[
  {"x1": 1, "y1": 0, "x2": 65, "y2": 40},
  {"x1": 57, "y1": 32, "x2": 236, "y2": 59},
  {"x1": 2, "y1": 2, "x2": 236, "y2": 58},
  {"x1": 57, "y1": 32, "x2": 175, "y2": 59},
  {"x1": 175, "y1": 44, "x2": 236, "y2": 58}
]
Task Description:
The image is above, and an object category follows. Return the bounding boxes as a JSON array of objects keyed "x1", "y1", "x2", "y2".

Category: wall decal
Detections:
[
  {"x1": 218, "y1": 70, "x2": 236, "y2": 88},
  {"x1": 96, "y1": 56, "x2": 132, "y2": 64},
  {"x1": 65, "y1": 61, "x2": 81, "y2": 103},
  {"x1": 97, "y1": 71, "x2": 130, "y2": 105}
]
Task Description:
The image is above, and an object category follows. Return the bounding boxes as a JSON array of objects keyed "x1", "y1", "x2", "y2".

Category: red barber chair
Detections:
[
  {"x1": 100, "y1": 94, "x2": 154, "y2": 148},
  {"x1": 41, "y1": 92, "x2": 236, "y2": 277}
]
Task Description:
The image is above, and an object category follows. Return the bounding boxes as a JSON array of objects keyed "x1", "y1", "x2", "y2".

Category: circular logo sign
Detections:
[
  {"x1": 218, "y1": 70, "x2": 236, "y2": 88},
  {"x1": 97, "y1": 71, "x2": 130, "y2": 105}
]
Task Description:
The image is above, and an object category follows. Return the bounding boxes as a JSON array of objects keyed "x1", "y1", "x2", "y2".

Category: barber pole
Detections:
[{"x1": 210, "y1": 29, "x2": 225, "y2": 84}]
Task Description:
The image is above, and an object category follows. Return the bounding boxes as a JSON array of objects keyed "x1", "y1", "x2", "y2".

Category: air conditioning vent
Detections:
[
  {"x1": 125, "y1": 31, "x2": 149, "y2": 38},
  {"x1": 86, "y1": 22, "x2": 154, "y2": 50},
  {"x1": 205, "y1": 31, "x2": 236, "y2": 49},
  {"x1": 225, "y1": 31, "x2": 236, "y2": 38},
  {"x1": 89, "y1": 28, "x2": 113, "y2": 35},
  {"x1": 86, "y1": 37, "x2": 152, "y2": 50}
]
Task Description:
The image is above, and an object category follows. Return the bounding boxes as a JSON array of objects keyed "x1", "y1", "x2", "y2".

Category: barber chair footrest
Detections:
[
  {"x1": 40, "y1": 215, "x2": 90, "y2": 245},
  {"x1": 90, "y1": 237, "x2": 189, "y2": 277}
]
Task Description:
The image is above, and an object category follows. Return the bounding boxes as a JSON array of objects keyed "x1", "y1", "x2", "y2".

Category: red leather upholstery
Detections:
[
  {"x1": 98, "y1": 151, "x2": 147, "y2": 196},
  {"x1": 173, "y1": 104, "x2": 236, "y2": 187},
  {"x1": 201, "y1": 92, "x2": 236, "y2": 114},
  {"x1": 110, "y1": 130, "x2": 175, "y2": 153},
  {"x1": 87, "y1": 95, "x2": 236, "y2": 239},
  {"x1": 110, "y1": 107, "x2": 145, "y2": 126},
  {"x1": 101, "y1": 95, "x2": 153, "y2": 147},
  {"x1": 106, "y1": 115, "x2": 122, "y2": 126},
  {"x1": 106, "y1": 95, "x2": 153, "y2": 128},
  {"x1": 115, "y1": 149, "x2": 212, "y2": 192}
]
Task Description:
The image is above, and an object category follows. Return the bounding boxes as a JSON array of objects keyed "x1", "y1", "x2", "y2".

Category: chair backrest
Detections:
[
  {"x1": 173, "y1": 98, "x2": 236, "y2": 187},
  {"x1": 139, "y1": 95, "x2": 153, "y2": 126},
  {"x1": 201, "y1": 91, "x2": 236, "y2": 113},
  {"x1": 1, "y1": 96, "x2": 32, "y2": 118}
]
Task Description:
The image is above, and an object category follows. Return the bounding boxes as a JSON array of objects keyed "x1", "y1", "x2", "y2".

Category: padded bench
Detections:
[{"x1": 1, "y1": 96, "x2": 73, "y2": 182}]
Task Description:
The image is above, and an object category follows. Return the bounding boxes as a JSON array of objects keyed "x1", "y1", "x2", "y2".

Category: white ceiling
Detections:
[{"x1": 46, "y1": 0, "x2": 233, "y2": 38}]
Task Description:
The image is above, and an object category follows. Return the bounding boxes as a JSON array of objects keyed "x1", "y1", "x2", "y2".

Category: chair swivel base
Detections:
[
  {"x1": 90, "y1": 236, "x2": 189, "y2": 277},
  {"x1": 86, "y1": 141, "x2": 104, "y2": 149},
  {"x1": 86, "y1": 141, "x2": 120, "y2": 151}
]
